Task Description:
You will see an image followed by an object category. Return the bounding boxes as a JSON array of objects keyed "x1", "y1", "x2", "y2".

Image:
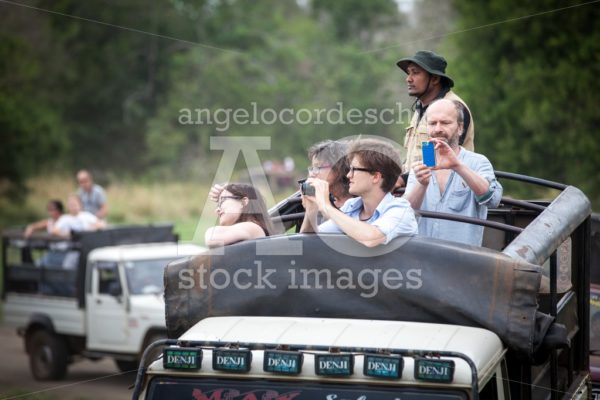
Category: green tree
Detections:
[
  {"x1": 0, "y1": 28, "x2": 68, "y2": 198},
  {"x1": 145, "y1": 0, "x2": 401, "y2": 178},
  {"x1": 311, "y1": 0, "x2": 400, "y2": 45},
  {"x1": 449, "y1": 0, "x2": 600, "y2": 206}
]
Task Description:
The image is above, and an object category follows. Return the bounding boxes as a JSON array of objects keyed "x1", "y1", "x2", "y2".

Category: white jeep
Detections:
[{"x1": 1, "y1": 225, "x2": 204, "y2": 379}]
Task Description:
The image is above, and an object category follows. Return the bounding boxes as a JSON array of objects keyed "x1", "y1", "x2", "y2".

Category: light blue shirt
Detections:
[
  {"x1": 406, "y1": 148, "x2": 502, "y2": 247},
  {"x1": 318, "y1": 193, "x2": 418, "y2": 244},
  {"x1": 78, "y1": 184, "x2": 106, "y2": 215}
]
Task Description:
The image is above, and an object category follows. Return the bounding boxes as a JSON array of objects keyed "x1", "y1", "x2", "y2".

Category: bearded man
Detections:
[{"x1": 403, "y1": 99, "x2": 502, "y2": 246}]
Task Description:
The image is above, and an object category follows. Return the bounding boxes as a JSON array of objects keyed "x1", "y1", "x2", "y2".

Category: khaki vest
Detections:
[{"x1": 402, "y1": 90, "x2": 475, "y2": 172}]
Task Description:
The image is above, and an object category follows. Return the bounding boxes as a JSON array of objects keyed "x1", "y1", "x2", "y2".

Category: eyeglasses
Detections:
[
  {"x1": 217, "y1": 196, "x2": 241, "y2": 207},
  {"x1": 307, "y1": 164, "x2": 332, "y2": 174},
  {"x1": 348, "y1": 166, "x2": 375, "y2": 176}
]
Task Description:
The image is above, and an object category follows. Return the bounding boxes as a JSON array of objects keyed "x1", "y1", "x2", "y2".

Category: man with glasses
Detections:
[
  {"x1": 305, "y1": 140, "x2": 352, "y2": 209},
  {"x1": 300, "y1": 138, "x2": 417, "y2": 247},
  {"x1": 404, "y1": 99, "x2": 502, "y2": 247}
]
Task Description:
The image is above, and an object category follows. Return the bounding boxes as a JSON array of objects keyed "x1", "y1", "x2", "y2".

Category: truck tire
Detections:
[
  {"x1": 143, "y1": 332, "x2": 166, "y2": 366},
  {"x1": 29, "y1": 330, "x2": 68, "y2": 380},
  {"x1": 114, "y1": 359, "x2": 139, "y2": 373}
]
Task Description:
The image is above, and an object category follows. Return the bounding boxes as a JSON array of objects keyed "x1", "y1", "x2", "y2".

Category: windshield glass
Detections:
[
  {"x1": 146, "y1": 378, "x2": 468, "y2": 400},
  {"x1": 124, "y1": 258, "x2": 175, "y2": 295}
]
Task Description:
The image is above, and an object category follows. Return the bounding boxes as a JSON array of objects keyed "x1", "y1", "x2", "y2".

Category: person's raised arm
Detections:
[
  {"x1": 208, "y1": 183, "x2": 226, "y2": 202},
  {"x1": 432, "y1": 139, "x2": 489, "y2": 196},
  {"x1": 323, "y1": 205, "x2": 386, "y2": 247},
  {"x1": 24, "y1": 219, "x2": 48, "y2": 238},
  {"x1": 309, "y1": 179, "x2": 386, "y2": 248},
  {"x1": 403, "y1": 161, "x2": 431, "y2": 209},
  {"x1": 96, "y1": 203, "x2": 108, "y2": 220},
  {"x1": 299, "y1": 195, "x2": 319, "y2": 233},
  {"x1": 205, "y1": 222, "x2": 265, "y2": 248}
]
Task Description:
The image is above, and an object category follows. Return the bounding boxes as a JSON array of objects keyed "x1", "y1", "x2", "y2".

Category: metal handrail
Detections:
[{"x1": 494, "y1": 171, "x2": 567, "y2": 191}]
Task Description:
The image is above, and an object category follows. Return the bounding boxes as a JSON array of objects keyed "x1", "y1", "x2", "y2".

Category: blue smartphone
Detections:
[{"x1": 422, "y1": 141, "x2": 436, "y2": 167}]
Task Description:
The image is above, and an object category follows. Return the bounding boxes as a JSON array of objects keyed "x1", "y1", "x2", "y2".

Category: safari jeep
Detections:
[
  {"x1": 134, "y1": 316, "x2": 510, "y2": 399},
  {"x1": 132, "y1": 172, "x2": 592, "y2": 399},
  {"x1": 1, "y1": 225, "x2": 204, "y2": 379}
]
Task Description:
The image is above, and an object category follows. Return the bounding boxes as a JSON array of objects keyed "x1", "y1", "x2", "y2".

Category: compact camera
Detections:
[{"x1": 300, "y1": 181, "x2": 315, "y2": 196}]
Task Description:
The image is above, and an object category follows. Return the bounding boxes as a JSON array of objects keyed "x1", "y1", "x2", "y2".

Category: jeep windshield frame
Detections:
[{"x1": 144, "y1": 376, "x2": 469, "y2": 400}]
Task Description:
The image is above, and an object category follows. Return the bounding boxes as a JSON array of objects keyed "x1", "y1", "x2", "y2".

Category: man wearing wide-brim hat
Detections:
[{"x1": 396, "y1": 50, "x2": 475, "y2": 185}]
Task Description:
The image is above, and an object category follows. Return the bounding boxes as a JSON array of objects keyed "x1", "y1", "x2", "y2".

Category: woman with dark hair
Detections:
[
  {"x1": 205, "y1": 183, "x2": 273, "y2": 248},
  {"x1": 24, "y1": 200, "x2": 65, "y2": 238}
]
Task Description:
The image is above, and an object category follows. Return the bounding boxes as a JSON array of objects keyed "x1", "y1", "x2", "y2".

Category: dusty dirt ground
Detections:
[{"x1": 0, "y1": 325, "x2": 134, "y2": 400}]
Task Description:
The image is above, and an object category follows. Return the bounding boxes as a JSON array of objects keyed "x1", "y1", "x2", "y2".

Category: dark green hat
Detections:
[{"x1": 396, "y1": 50, "x2": 454, "y2": 88}]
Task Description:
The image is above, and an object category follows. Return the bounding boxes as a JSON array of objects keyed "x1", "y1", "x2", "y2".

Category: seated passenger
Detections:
[
  {"x1": 403, "y1": 99, "x2": 502, "y2": 246},
  {"x1": 24, "y1": 200, "x2": 64, "y2": 238},
  {"x1": 305, "y1": 140, "x2": 352, "y2": 208},
  {"x1": 205, "y1": 183, "x2": 274, "y2": 248},
  {"x1": 300, "y1": 138, "x2": 417, "y2": 247},
  {"x1": 52, "y1": 194, "x2": 106, "y2": 238}
]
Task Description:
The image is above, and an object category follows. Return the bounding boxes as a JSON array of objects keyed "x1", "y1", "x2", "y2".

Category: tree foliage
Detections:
[
  {"x1": 0, "y1": 0, "x2": 404, "y2": 190},
  {"x1": 0, "y1": 27, "x2": 67, "y2": 198},
  {"x1": 7, "y1": 0, "x2": 596, "y2": 209},
  {"x1": 449, "y1": 0, "x2": 600, "y2": 205}
]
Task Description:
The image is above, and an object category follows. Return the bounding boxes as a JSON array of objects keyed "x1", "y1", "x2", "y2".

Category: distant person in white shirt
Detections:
[
  {"x1": 24, "y1": 200, "x2": 64, "y2": 238},
  {"x1": 77, "y1": 169, "x2": 108, "y2": 219},
  {"x1": 52, "y1": 194, "x2": 106, "y2": 238}
]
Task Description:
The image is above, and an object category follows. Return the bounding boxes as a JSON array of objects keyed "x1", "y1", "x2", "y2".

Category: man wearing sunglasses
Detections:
[{"x1": 300, "y1": 138, "x2": 417, "y2": 247}]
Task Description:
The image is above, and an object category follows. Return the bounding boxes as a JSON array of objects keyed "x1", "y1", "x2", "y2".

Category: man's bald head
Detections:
[
  {"x1": 425, "y1": 99, "x2": 465, "y2": 149},
  {"x1": 77, "y1": 169, "x2": 93, "y2": 192},
  {"x1": 428, "y1": 99, "x2": 464, "y2": 125}
]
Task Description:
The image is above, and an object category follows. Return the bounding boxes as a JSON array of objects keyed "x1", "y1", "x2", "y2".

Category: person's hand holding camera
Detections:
[{"x1": 303, "y1": 178, "x2": 332, "y2": 217}]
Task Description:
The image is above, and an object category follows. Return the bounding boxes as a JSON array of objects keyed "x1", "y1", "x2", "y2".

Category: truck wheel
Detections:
[
  {"x1": 143, "y1": 332, "x2": 166, "y2": 366},
  {"x1": 29, "y1": 330, "x2": 68, "y2": 380},
  {"x1": 114, "y1": 359, "x2": 139, "y2": 373}
]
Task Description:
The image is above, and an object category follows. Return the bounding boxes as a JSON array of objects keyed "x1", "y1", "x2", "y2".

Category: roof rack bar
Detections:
[
  {"x1": 500, "y1": 197, "x2": 546, "y2": 213},
  {"x1": 272, "y1": 212, "x2": 305, "y2": 224},
  {"x1": 495, "y1": 171, "x2": 567, "y2": 191},
  {"x1": 418, "y1": 210, "x2": 524, "y2": 234},
  {"x1": 273, "y1": 210, "x2": 524, "y2": 235}
]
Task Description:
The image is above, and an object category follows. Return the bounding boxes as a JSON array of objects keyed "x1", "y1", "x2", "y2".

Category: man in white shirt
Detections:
[{"x1": 52, "y1": 194, "x2": 106, "y2": 238}]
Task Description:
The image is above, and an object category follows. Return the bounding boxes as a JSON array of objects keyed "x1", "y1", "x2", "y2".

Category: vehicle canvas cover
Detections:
[{"x1": 164, "y1": 234, "x2": 548, "y2": 358}]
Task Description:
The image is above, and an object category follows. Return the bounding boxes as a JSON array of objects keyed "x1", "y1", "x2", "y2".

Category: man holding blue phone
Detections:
[{"x1": 403, "y1": 99, "x2": 502, "y2": 247}]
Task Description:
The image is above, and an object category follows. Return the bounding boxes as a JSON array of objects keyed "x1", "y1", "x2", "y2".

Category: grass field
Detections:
[{"x1": 0, "y1": 175, "x2": 294, "y2": 244}]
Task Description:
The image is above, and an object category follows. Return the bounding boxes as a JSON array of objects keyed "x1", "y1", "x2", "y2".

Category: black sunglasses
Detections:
[{"x1": 348, "y1": 166, "x2": 375, "y2": 175}]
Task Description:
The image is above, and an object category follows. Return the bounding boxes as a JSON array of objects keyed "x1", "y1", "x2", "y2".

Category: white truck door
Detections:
[{"x1": 86, "y1": 261, "x2": 129, "y2": 351}]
